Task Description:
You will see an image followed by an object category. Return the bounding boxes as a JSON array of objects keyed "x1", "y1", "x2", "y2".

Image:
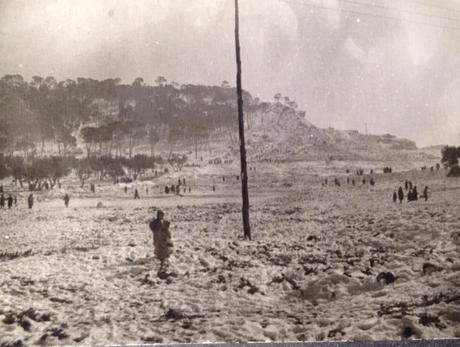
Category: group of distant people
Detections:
[
  {"x1": 0, "y1": 192, "x2": 70, "y2": 210},
  {"x1": 421, "y1": 163, "x2": 441, "y2": 172},
  {"x1": 0, "y1": 194, "x2": 17, "y2": 209},
  {"x1": 122, "y1": 178, "x2": 195, "y2": 199},
  {"x1": 393, "y1": 180, "x2": 429, "y2": 203},
  {"x1": 382, "y1": 167, "x2": 393, "y2": 174},
  {"x1": 323, "y1": 176, "x2": 376, "y2": 187},
  {"x1": 164, "y1": 178, "x2": 191, "y2": 195}
]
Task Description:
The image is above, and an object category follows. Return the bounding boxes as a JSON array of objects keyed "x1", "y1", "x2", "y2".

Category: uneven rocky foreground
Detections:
[{"x1": 0, "y1": 165, "x2": 459, "y2": 345}]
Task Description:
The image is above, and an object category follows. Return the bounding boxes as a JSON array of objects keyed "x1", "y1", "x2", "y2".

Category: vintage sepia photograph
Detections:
[{"x1": 0, "y1": 0, "x2": 459, "y2": 345}]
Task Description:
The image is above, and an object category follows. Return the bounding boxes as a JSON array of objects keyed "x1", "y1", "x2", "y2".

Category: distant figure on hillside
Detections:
[
  {"x1": 64, "y1": 194, "x2": 70, "y2": 207},
  {"x1": 223, "y1": 176, "x2": 225, "y2": 182},
  {"x1": 182, "y1": 178, "x2": 186, "y2": 185},
  {"x1": 409, "y1": 181, "x2": 413, "y2": 190},
  {"x1": 171, "y1": 185, "x2": 175, "y2": 194},
  {"x1": 398, "y1": 187, "x2": 404, "y2": 203},
  {"x1": 146, "y1": 187, "x2": 149, "y2": 194},
  {"x1": 124, "y1": 186, "x2": 128, "y2": 194},
  {"x1": 149, "y1": 210, "x2": 173, "y2": 272},
  {"x1": 212, "y1": 185, "x2": 216, "y2": 192},
  {"x1": 352, "y1": 179, "x2": 355, "y2": 186},
  {"x1": 393, "y1": 191, "x2": 397, "y2": 203},
  {"x1": 404, "y1": 180, "x2": 409, "y2": 190},
  {"x1": 13, "y1": 196, "x2": 17, "y2": 207},
  {"x1": 362, "y1": 179, "x2": 366, "y2": 185},
  {"x1": 0, "y1": 194, "x2": 4, "y2": 209},
  {"x1": 28, "y1": 194, "x2": 34, "y2": 209},
  {"x1": 176, "y1": 185, "x2": 180, "y2": 195},
  {"x1": 325, "y1": 178, "x2": 328, "y2": 185},
  {"x1": 7, "y1": 195, "x2": 13, "y2": 209},
  {"x1": 347, "y1": 177, "x2": 350, "y2": 185},
  {"x1": 370, "y1": 178, "x2": 375, "y2": 186},
  {"x1": 0, "y1": 185, "x2": 3, "y2": 193},
  {"x1": 423, "y1": 186, "x2": 429, "y2": 201},
  {"x1": 334, "y1": 178, "x2": 341, "y2": 187},
  {"x1": 134, "y1": 189, "x2": 140, "y2": 199},
  {"x1": 165, "y1": 186, "x2": 170, "y2": 194},
  {"x1": 189, "y1": 187, "x2": 191, "y2": 193},
  {"x1": 408, "y1": 187, "x2": 419, "y2": 202},
  {"x1": 90, "y1": 183, "x2": 95, "y2": 193}
]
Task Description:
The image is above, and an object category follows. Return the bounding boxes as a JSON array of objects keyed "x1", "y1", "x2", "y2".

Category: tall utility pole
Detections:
[{"x1": 234, "y1": 0, "x2": 251, "y2": 240}]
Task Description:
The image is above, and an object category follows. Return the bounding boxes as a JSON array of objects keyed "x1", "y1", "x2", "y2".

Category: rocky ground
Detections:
[{"x1": 0, "y1": 160, "x2": 459, "y2": 346}]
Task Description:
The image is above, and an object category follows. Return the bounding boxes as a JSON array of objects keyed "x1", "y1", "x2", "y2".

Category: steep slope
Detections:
[{"x1": 242, "y1": 102, "x2": 420, "y2": 162}]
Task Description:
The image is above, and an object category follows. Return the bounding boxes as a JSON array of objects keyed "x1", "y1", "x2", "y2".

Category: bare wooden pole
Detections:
[{"x1": 234, "y1": 0, "x2": 251, "y2": 240}]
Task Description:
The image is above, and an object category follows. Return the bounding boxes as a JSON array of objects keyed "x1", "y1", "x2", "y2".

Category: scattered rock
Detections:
[
  {"x1": 401, "y1": 316, "x2": 424, "y2": 339},
  {"x1": 96, "y1": 202, "x2": 104, "y2": 208},
  {"x1": 376, "y1": 272, "x2": 396, "y2": 285},
  {"x1": 423, "y1": 262, "x2": 442, "y2": 275},
  {"x1": 2, "y1": 314, "x2": 15, "y2": 325},
  {"x1": 73, "y1": 333, "x2": 89, "y2": 343},
  {"x1": 215, "y1": 274, "x2": 226, "y2": 284},
  {"x1": 142, "y1": 336, "x2": 163, "y2": 343},
  {"x1": 238, "y1": 277, "x2": 260, "y2": 294},
  {"x1": 48, "y1": 327, "x2": 69, "y2": 340},
  {"x1": 18, "y1": 317, "x2": 31, "y2": 332},
  {"x1": 419, "y1": 313, "x2": 443, "y2": 329},
  {"x1": 36, "y1": 334, "x2": 49, "y2": 346},
  {"x1": 157, "y1": 269, "x2": 178, "y2": 280},
  {"x1": 0, "y1": 340, "x2": 24, "y2": 347},
  {"x1": 160, "y1": 308, "x2": 204, "y2": 321},
  {"x1": 327, "y1": 328, "x2": 345, "y2": 339}
]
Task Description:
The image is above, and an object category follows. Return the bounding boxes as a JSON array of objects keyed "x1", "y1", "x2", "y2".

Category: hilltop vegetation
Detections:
[
  {"x1": 0, "y1": 74, "x2": 421, "y2": 165},
  {"x1": 0, "y1": 75, "x2": 258, "y2": 159}
]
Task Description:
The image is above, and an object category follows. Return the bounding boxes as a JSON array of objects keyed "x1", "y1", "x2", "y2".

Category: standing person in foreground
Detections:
[
  {"x1": 28, "y1": 193, "x2": 34, "y2": 209},
  {"x1": 64, "y1": 194, "x2": 70, "y2": 207},
  {"x1": 423, "y1": 186, "x2": 429, "y2": 201},
  {"x1": 7, "y1": 195, "x2": 13, "y2": 209},
  {"x1": 149, "y1": 210, "x2": 173, "y2": 274},
  {"x1": 398, "y1": 187, "x2": 404, "y2": 204}
]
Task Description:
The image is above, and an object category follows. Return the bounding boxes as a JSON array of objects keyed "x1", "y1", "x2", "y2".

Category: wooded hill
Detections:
[
  {"x1": 0, "y1": 75, "x2": 262, "y2": 159},
  {"x1": 0, "y1": 74, "x2": 418, "y2": 162}
]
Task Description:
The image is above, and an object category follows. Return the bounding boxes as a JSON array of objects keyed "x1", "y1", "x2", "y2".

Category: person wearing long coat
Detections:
[
  {"x1": 149, "y1": 211, "x2": 173, "y2": 271},
  {"x1": 397, "y1": 187, "x2": 404, "y2": 204}
]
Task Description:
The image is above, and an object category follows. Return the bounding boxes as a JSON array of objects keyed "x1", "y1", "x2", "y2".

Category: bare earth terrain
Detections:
[{"x1": 0, "y1": 160, "x2": 459, "y2": 345}]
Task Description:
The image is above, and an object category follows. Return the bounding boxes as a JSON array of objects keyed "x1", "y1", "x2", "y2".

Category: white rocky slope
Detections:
[{"x1": 239, "y1": 103, "x2": 424, "y2": 162}]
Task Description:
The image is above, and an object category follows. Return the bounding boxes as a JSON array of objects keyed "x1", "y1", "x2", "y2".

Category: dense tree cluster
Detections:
[
  {"x1": 441, "y1": 146, "x2": 460, "y2": 177},
  {"x1": 0, "y1": 75, "x2": 264, "y2": 158},
  {"x1": 0, "y1": 153, "x2": 174, "y2": 190}
]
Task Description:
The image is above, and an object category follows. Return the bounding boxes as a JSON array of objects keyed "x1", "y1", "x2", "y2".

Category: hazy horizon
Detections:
[{"x1": 1, "y1": 0, "x2": 460, "y2": 147}]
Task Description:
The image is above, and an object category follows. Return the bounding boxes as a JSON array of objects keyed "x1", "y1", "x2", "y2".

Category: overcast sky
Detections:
[{"x1": 1, "y1": 0, "x2": 460, "y2": 146}]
